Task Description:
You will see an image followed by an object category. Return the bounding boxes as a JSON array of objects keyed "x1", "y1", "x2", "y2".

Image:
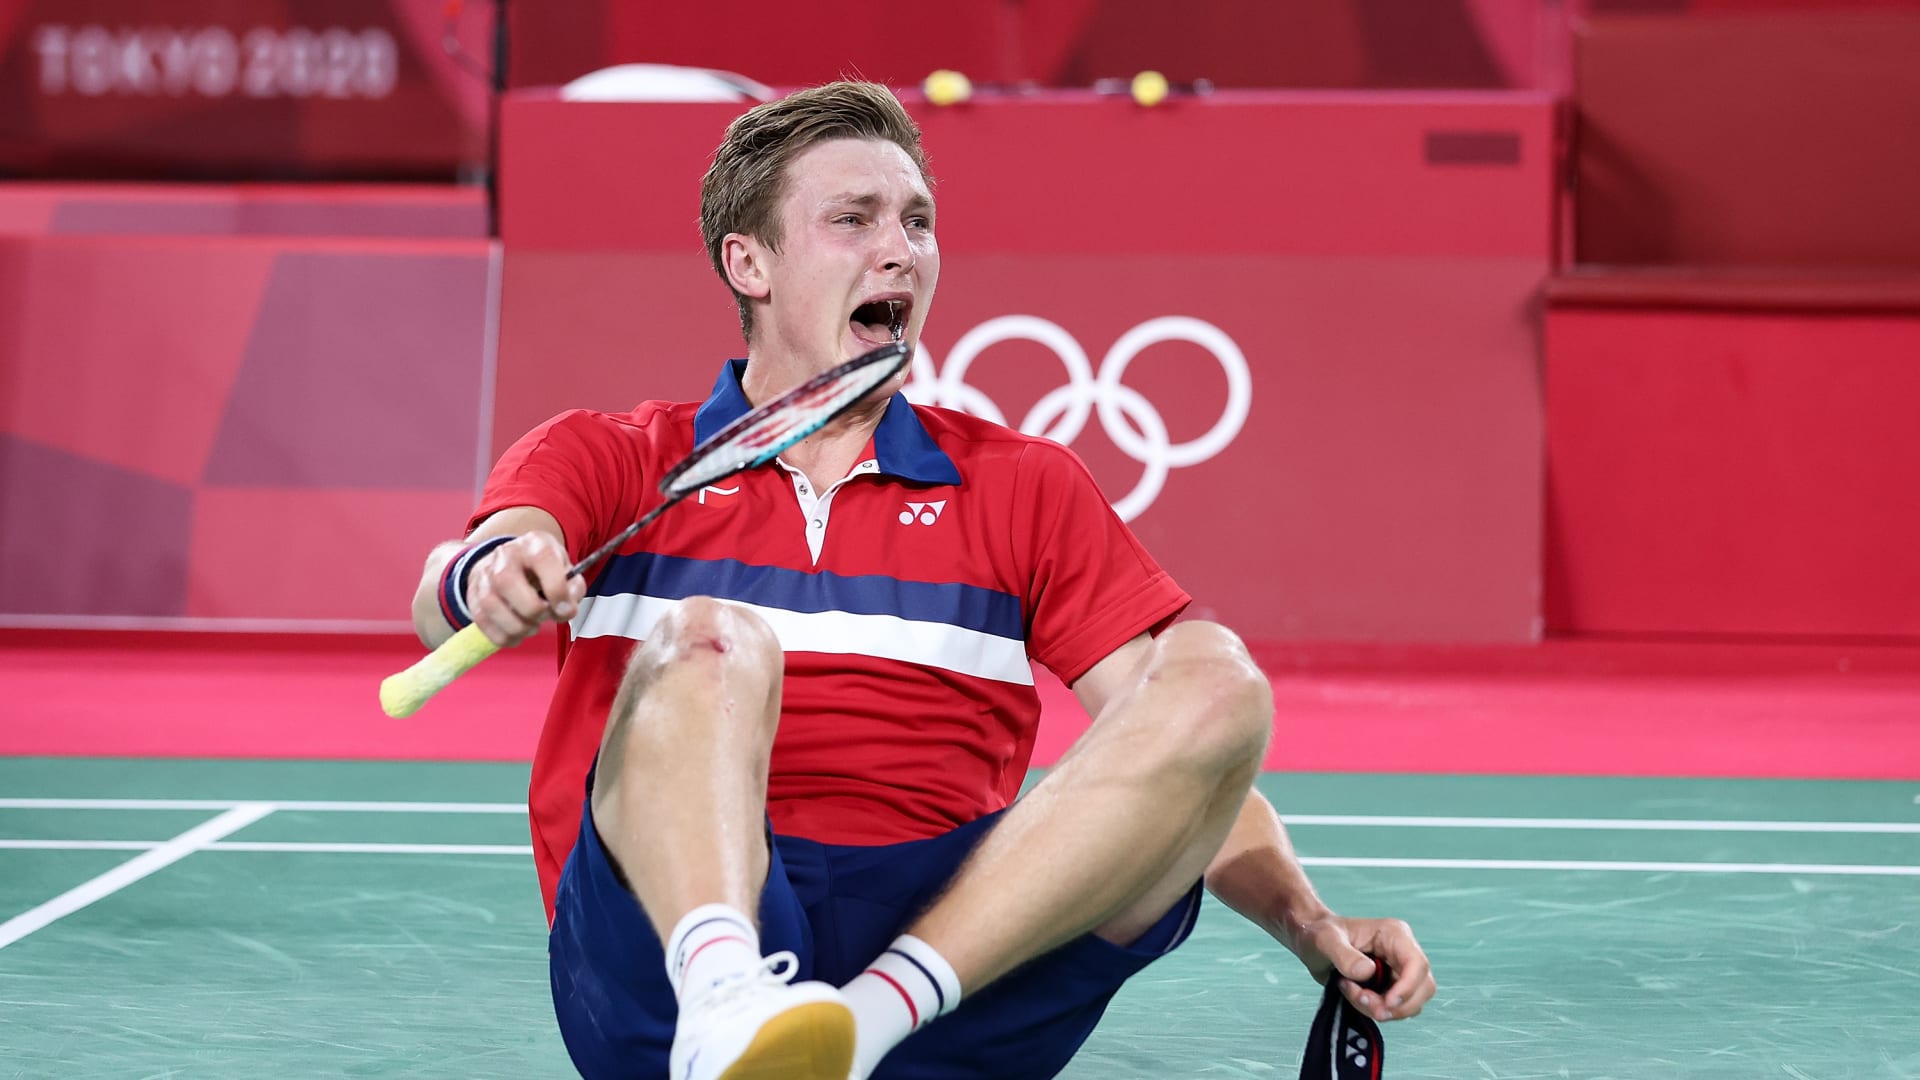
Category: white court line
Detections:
[
  {"x1": 0, "y1": 840, "x2": 532, "y2": 855},
  {"x1": 0, "y1": 799, "x2": 524, "y2": 814},
  {"x1": 212, "y1": 842, "x2": 531, "y2": 856},
  {"x1": 0, "y1": 804, "x2": 274, "y2": 950},
  {"x1": 1282, "y1": 814, "x2": 1920, "y2": 834},
  {"x1": 0, "y1": 840, "x2": 153, "y2": 851},
  {"x1": 1, "y1": 838, "x2": 1915, "y2": 875},
  {"x1": 1299, "y1": 857, "x2": 1920, "y2": 876},
  {"x1": 3, "y1": 799, "x2": 1915, "y2": 833}
]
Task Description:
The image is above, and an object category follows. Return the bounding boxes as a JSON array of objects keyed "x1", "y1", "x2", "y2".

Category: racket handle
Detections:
[{"x1": 379, "y1": 624, "x2": 502, "y2": 718}]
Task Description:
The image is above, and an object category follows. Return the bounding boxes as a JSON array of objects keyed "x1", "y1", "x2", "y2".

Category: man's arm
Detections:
[
  {"x1": 1071, "y1": 634, "x2": 1436, "y2": 1024},
  {"x1": 1203, "y1": 788, "x2": 1331, "y2": 947},
  {"x1": 408, "y1": 506, "x2": 584, "y2": 649},
  {"x1": 1206, "y1": 790, "x2": 1434, "y2": 1020}
]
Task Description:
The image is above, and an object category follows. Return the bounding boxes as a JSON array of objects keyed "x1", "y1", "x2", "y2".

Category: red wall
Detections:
[
  {"x1": 5, "y1": 10, "x2": 1916, "y2": 645},
  {"x1": 508, "y1": 0, "x2": 1554, "y2": 91},
  {"x1": 1572, "y1": 12, "x2": 1920, "y2": 268},
  {"x1": 0, "y1": 0, "x2": 494, "y2": 180},
  {"x1": 495, "y1": 91, "x2": 1554, "y2": 643}
]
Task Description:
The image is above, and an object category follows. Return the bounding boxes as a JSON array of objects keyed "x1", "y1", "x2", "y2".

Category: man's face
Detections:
[{"x1": 748, "y1": 137, "x2": 939, "y2": 373}]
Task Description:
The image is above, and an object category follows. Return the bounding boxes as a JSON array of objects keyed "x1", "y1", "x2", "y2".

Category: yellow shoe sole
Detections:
[{"x1": 714, "y1": 1000, "x2": 856, "y2": 1080}]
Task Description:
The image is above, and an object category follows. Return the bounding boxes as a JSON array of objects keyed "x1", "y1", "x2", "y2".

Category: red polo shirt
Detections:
[{"x1": 472, "y1": 360, "x2": 1190, "y2": 919}]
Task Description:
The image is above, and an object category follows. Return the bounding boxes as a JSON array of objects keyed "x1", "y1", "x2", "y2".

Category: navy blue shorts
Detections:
[{"x1": 549, "y1": 795, "x2": 1202, "y2": 1080}]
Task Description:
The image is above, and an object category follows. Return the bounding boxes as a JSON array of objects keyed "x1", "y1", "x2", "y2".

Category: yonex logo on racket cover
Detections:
[
  {"x1": 903, "y1": 315, "x2": 1251, "y2": 521},
  {"x1": 900, "y1": 500, "x2": 947, "y2": 526},
  {"x1": 1345, "y1": 1030, "x2": 1372, "y2": 1065}
]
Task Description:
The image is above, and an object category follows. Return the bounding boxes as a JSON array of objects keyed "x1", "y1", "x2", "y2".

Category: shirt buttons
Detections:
[{"x1": 810, "y1": 519, "x2": 823, "y2": 529}]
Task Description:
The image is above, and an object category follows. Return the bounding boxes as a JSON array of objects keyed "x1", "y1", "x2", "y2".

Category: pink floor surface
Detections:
[{"x1": 3, "y1": 632, "x2": 1917, "y2": 779}]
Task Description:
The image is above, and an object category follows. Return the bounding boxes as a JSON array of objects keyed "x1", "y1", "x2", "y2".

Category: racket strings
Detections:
[{"x1": 662, "y1": 344, "x2": 907, "y2": 497}]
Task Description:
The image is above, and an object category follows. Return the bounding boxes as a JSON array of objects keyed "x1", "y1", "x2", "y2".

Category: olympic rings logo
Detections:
[{"x1": 902, "y1": 315, "x2": 1252, "y2": 521}]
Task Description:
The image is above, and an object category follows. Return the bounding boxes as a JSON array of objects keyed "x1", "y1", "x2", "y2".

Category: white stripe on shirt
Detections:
[{"x1": 572, "y1": 593, "x2": 1036, "y2": 686}]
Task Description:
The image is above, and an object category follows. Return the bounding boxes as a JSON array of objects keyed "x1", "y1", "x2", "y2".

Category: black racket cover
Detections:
[{"x1": 1298, "y1": 957, "x2": 1392, "y2": 1080}]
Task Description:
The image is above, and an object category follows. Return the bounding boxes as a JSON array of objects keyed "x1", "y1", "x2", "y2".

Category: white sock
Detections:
[
  {"x1": 665, "y1": 904, "x2": 761, "y2": 1003},
  {"x1": 842, "y1": 935, "x2": 963, "y2": 1077}
]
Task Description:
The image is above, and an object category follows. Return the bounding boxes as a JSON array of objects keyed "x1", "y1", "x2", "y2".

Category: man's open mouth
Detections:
[{"x1": 851, "y1": 296, "x2": 910, "y2": 344}]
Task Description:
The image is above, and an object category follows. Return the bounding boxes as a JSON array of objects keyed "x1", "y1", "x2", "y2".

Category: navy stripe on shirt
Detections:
[{"x1": 590, "y1": 551, "x2": 1024, "y2": 641}]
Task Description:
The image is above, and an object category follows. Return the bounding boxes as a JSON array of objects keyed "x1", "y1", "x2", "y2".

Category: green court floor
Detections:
[{"x1": 2, "y1": 759, "x2": 1916, "y2": 1079}]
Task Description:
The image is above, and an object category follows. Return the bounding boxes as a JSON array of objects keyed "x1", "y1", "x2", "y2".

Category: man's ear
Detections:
[{"x1": 721, "y1": 233, "x2": 771, "y2": 300}]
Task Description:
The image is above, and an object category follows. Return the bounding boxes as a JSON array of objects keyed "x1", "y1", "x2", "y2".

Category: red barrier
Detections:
[
  {"x1": 0, "y1": 181, "x2": 486, "y2": 237},
  {"x1": 496, "y1": 91, "x2": 1555, "y2": 642},
  {"x1": 1545, "y1": 298, "x2": 1920, "y2": 639},
  {"x1": 1545, "y1": 9, "x2": 1920, "y2": 641},
  {"x1": 0, "y1": 228, "x2": 493, "y2": 625}
]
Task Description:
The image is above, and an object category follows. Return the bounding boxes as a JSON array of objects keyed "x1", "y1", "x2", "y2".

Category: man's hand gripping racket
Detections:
[{"x1": 379, "y1": 342, "x2": 912, "y2": 718}]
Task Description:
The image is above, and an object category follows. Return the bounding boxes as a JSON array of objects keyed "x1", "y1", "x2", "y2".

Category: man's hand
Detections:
[
  {"x1": 467, "y1": 532, "x2": 586, "y2": 647},
  {"x1": 1290, "y1": 914, "x2": 1436, "y2": 1023},
  {"x1": 1203, "y1": 793, "x2": 1438, "y2": 1024}
]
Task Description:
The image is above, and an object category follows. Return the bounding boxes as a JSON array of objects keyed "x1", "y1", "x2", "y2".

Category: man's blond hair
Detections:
[{"x1": 700, "y1": 81, "x2": 932, "y2": 342}]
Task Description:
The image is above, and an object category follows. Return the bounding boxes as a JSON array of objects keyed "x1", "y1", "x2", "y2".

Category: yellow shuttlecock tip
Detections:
[
  {"x1": 1131, "y1": 70, "x2": 1169, "y2": 107},
  {"x1": 924, "y1": 69, "x2": 972, "y2": 106}
]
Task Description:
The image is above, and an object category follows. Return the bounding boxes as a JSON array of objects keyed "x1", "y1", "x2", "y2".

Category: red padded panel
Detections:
[
  {"x1": 186, "y1": 488, "x2": 475, "y2": 621},
  {"x1": 1546, "y1": 304, "x2": 1920, "y2": 638},
  {"x1": 0, "y1": 235, "x2": 275, "y2": 485}
]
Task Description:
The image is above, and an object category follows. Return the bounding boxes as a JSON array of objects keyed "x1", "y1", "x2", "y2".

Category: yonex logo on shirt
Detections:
[{"x1": 899, "y1": 500, "x2": 947, "y2": 526}]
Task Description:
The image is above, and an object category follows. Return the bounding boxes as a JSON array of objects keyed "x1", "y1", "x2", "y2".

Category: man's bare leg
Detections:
[
  {"x1": 590, "y1": 595, "x2": 783, "y2": 934},
  {"x1": 584, "y1": 596, "x2": 855, "y2": 1080},
  {"x1": 913, "y1": 619, "x2": 1271, "y2": 979},
  {"x1": 839, "y1": 622, "x2": 1270, "y2": 1074}
]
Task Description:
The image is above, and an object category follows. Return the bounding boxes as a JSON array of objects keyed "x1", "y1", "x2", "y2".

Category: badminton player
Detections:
[{"x1": 406, "y1": 80, "x2": 1435, "y2": 1080}]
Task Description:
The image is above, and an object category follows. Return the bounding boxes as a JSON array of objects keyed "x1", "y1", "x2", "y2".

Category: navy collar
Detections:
[{"x1": 693, "y1": 359, "x2": 962, "y2": 486}]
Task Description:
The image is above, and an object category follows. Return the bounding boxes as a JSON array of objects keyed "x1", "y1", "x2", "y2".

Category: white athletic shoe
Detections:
[{"x1": 668, "y1": 951, "x2": 855, "y2": 1080}]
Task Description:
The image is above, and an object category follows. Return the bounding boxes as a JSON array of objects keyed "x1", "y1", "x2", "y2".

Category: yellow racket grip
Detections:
[{"x1": 380, "y1": 623, "x2": 502, "y2": 718}]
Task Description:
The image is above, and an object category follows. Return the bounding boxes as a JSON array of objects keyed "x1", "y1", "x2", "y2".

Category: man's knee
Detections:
[
  {"x1": 596, "y1": 598, "x2": 784, "y2": 802},
  {"x1": 1144, "y1": 621, "x2": 1273, "y2": 769},
  {"x1": 625, "y1": 596, "x2": 780, "y2": 679}
]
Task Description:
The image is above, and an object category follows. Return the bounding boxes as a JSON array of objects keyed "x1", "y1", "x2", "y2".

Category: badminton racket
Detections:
[{"x1": 380, "y1": 341, "x2": 912, "y2": 718}]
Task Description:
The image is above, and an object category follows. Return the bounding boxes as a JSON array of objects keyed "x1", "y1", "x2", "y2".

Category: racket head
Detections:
[{"x1": 657, "y1": 341, "x2": 911, "y2": 499}]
